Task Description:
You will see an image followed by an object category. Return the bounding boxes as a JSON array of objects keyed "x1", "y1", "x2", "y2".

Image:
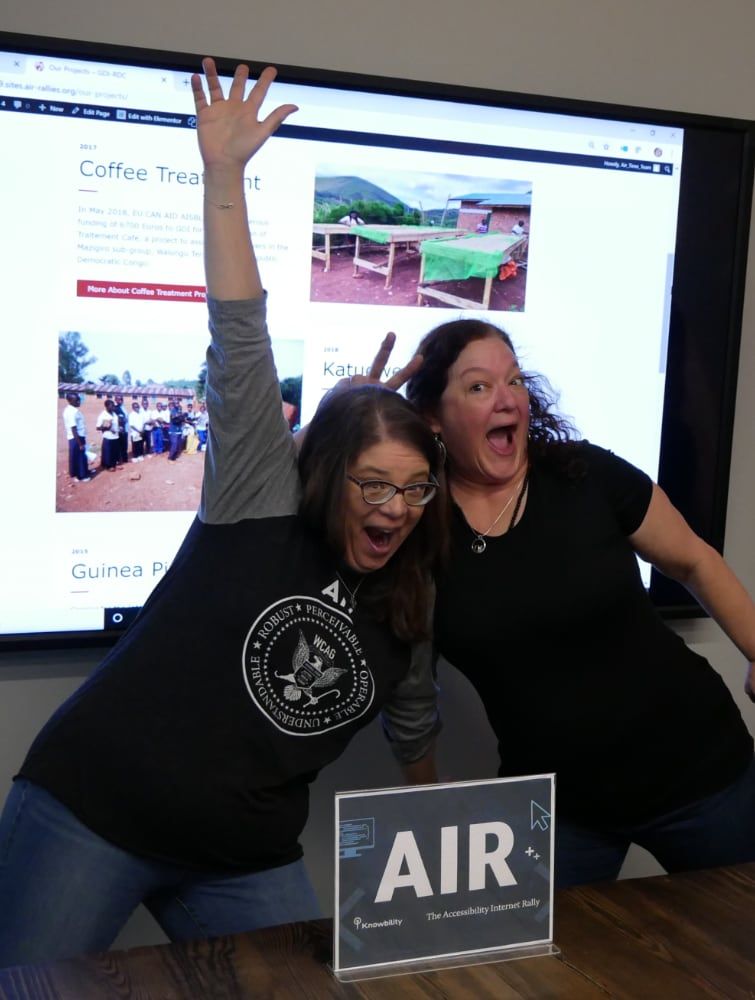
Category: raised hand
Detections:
[
  {"x1": 191, "y1": 57, "x2": 297, "y2": 173},
  {"x1": 338, "y1": 332, "x2": 423, "y2": 394},
  {"x1": 194, "y1": 59, "x2": 297, "y2": 299},
  {"x1": 293, "y1": 334, "x2": 423, "y2": 449}
]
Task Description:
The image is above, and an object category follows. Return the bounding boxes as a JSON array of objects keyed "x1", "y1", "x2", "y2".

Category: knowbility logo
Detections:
[{"x1": 242, "y1": 596, "x2": 375, "y2": 735}]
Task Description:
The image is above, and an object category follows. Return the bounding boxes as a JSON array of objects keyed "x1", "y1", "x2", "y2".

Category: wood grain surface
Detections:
[{"x1": 0, "y1": 864, "x2": 752, "y2": 999}]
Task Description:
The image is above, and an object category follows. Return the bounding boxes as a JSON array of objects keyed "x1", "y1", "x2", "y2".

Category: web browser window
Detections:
[{"x1": 0, "y1": 47, "x2": 684, "y2": 636}]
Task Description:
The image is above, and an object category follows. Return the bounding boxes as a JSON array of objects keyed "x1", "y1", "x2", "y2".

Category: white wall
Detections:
[{"x1": 2, "y1": 0, "x2": 754, "y2": 949}]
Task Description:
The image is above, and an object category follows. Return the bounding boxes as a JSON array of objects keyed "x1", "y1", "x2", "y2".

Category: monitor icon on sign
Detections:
[{"x1": 339, "y1": 817, "x2": 375, "y2": 858}]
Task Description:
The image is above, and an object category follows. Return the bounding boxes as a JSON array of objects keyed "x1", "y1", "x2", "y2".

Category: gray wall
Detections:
[{"x1": 2, "y1": 0, "x2": 754, "y2": 949}]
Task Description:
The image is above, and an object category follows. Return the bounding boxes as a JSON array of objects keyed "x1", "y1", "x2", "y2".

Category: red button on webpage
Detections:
[{"x1": 77, "y1": 280, "x2": 206, "y2": 302}]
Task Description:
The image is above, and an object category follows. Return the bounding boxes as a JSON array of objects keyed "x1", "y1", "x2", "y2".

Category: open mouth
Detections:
[
  {"x1": 364, "y1": 526, "x2": 395, "y2": 554},
  {"x1": 487, "y1": 425, "x2": 516, "y2": 455}
]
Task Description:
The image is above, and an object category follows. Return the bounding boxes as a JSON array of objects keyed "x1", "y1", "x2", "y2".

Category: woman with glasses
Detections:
[{"x1": 0, "y1": 60, "x2": 446, "y2": 967}]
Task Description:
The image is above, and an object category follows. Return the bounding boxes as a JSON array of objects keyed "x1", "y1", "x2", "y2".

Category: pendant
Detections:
[{"x1": 471, "y1": 536, "x2": 487, "y2": 555}]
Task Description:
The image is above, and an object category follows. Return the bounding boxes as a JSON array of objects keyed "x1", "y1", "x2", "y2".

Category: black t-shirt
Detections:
[
  {"x1": 21, "y1": 515, "x2": 409, "y2": 870},
  {"x1": 435, "y1": 442, "x2": 752, "y2": 825},
  {"x1": 19, "y1": 297, "x2": 432, "y2": 872}
]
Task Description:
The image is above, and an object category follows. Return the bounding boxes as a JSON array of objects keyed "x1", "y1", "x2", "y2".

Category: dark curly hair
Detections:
[
  {"x1": 406, "y1": 318, "x2": 581, "y2": 468},
  {"x1": 298, "y1": 384, "x2": 447, "y2": 641}
]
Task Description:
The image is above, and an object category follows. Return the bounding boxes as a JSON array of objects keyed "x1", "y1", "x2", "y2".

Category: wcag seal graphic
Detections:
[{"x1": 242, "y1": 596, "x2": 375, "y2": 735}]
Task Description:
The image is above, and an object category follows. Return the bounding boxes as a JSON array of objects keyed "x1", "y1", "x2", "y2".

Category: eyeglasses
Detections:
[{"x1": 347, "y1": 474, "x2": 438, "y2": 507}]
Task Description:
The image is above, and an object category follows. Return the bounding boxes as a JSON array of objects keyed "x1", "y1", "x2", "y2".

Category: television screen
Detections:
[{"x1": 0, "y1": 32, "x2": 752, "y2": 645}]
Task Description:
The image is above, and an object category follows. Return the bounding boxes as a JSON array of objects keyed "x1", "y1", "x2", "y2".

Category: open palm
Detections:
[{"x1": 191, "y1": 57, "x2": 297, "y2": 171}]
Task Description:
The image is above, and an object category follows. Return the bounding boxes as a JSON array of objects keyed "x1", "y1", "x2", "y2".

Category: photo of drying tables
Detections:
[{"x1": 310, "y1": 168, "x2": 533, "y2": 312}]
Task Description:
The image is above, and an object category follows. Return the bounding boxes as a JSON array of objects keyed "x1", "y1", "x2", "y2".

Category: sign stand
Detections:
[
  {"x1": 334, "y1": 940, "x2": 559, "y2": 983},
  {"x1": 333, "y1": 774, "x2": 557, "y2": 982}
]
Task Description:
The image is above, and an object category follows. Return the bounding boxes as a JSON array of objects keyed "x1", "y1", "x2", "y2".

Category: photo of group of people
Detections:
[
  {"x1": 56, "y1": 328, "x2": 303, "y2": 513},
  {"x1": 310, "y1": 164, "x2": 533, "y2": 312},
  {"x1": 57, "y1": 387, "x2": 210, "y2": 514}
]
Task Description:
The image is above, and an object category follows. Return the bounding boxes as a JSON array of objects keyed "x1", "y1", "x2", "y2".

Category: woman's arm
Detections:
[
  {"x1": 293, "y1": 332, "x2": 423, "y2": 450},
  {"x1": 630, "y1": 484, "x2": 755, "y2": 700},
  {"x1": 192, "y1": 60, "x2": 296, "y2": 300},
  {"x1": 401, "y1": 745, "x2": 439, "y2": 785},
  {"x1": 192, "y1": 61, "x2": 302, "y2": 524},
  {"x1": 381, "y1": 637, "x2": 442, "y2": 782}
]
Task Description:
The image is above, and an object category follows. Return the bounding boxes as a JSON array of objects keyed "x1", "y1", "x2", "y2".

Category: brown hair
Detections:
[{"x1": 298, "y1": 385, "x2": 447, "y2": 641}]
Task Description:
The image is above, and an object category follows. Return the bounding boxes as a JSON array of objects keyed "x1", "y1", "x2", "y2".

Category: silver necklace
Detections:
[
  {"x1": 336, "y1": 572, "x2": 365, "y2": 614},
  {"x1": 469, "y1": 473, "x2": 529, "y2": 554}
]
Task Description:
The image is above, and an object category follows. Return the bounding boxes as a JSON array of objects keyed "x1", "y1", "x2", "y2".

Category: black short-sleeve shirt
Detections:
[{"x1": 435, "y1": 442, "x2": 752, "y2": 825}]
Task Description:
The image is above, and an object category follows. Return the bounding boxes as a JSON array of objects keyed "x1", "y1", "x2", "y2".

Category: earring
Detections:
[{"x1": 434, "y1": 434, "x2": 447, "y2": 466}]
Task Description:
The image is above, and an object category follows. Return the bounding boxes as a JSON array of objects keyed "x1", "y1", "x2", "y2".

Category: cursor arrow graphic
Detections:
[{"x1": 531, "y1": 800, "x2": 551, "y2": 831}]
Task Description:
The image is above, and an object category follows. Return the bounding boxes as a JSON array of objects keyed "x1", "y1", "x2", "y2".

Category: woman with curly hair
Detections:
[{"x1": 406, "y1": 316, "x2": 755, "y2": 887}]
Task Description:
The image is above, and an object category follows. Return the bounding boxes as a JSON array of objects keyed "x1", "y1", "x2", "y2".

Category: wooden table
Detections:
[
  {"x1": 417, "y1": 232, "x2": 527, "y2": 310},
  {"x1": 350, "y1": 225, "x2": 463, "y2": 289},
  {"x1": 312, "y1": 223, "x2": 353, "y2": 272},
  {"x1": 1, "y1": 864, "x2": 752, "y2": 998}
]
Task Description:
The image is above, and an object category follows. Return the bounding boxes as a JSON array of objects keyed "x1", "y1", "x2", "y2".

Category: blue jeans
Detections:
[
  {"x1": 0, "y1": 780, "x2": 322, "y2": 968},
  {"x1": 555, "y1": 756, "x2": 755, "y2": 887}
]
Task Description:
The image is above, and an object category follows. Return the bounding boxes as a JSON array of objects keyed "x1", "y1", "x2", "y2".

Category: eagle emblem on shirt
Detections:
[
  {"x1": 275, "y1": 629, "x2": 347, "y2": 705},
  {"x1": 243, "y1": 596, "x2": 375, "y2": 736}
]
